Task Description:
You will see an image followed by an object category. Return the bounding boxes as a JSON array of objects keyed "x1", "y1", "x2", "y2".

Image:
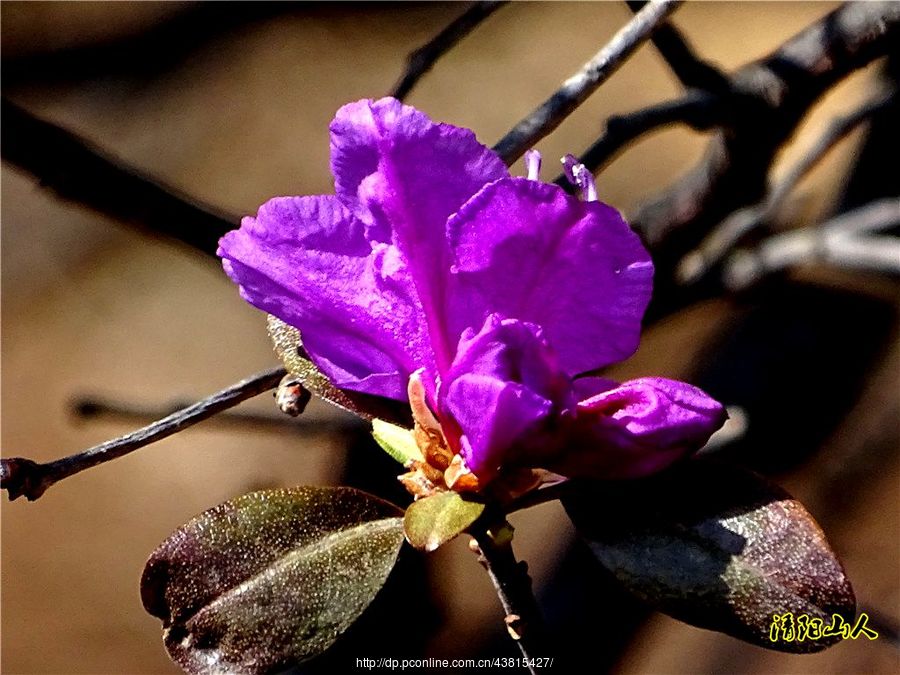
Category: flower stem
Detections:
[
  {"x1": 1, "y1": 366, "x2": 286, "y2": 502},
  {"x1": 470, "y1": 522, "x2": 550, "y2": 673}
]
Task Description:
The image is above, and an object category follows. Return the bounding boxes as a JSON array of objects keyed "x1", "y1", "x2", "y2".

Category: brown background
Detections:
[{"x1": 2, "y1": 2, "x2": 897, "y2": 674}]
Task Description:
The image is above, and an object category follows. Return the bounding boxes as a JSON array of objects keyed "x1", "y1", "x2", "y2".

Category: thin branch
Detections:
[
  {"x1": 638, "y1": 1, "x2": 900, "y2": 250},
  {"x1": 390, "y1": 1, "x2": 508, "y2": 101},
  {"x1": 629, "y1": 1, "x2": 900, "y2": 318},
  {"x1": 764, "y1": 91, "x2": 896, "y2": 216},
  {"x1": 470, "y1": 524, "x2": 550, "y2": 672},
  {"x1": 626, "y1": 0, "x2": 729, "y2": 92},
  {"x1": 1, "y1": 367, "x2": 287, "y2": 502},
  {"x1": 553, "y1": 90, "x2": 720, "y2": 189},
  {"x1": 71, "y1": 395, "x2": 363, "y2": 434},
  {"x1": 1, "y1": 98, "x2": 237, "y2": 257},
  {"x1": 678, "y1": 89, "x2": 896, "y2": 284},
  {"x1": 492, "y1": 0, "x2": 682, "y2": 164},
  {"x1": 815, "y1": 197, "x2": 900, "y2": 238},
  {"x1": 722, "y1": 197, "x2": 900, "y2": 290}
]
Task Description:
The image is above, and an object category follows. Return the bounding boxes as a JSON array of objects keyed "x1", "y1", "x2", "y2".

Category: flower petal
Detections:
[
  {"x1": 439, "y1": 315, "x2": 572, "y2": 478},
  {"x1": 329, "y1": 98, "x2": 509, "y2": 370},
  {"x1": 218, "y1": 195, "x2": 428, "y2": 400},
  {"x1": 445, "y1": 178, "x2": 653, "y2": 376},
  {"x1": 446, "y1": 375, "x2": 552, "y2": 479},
  {"x1": 549, "y1": 377, "x2": 727, "y2": 479}
]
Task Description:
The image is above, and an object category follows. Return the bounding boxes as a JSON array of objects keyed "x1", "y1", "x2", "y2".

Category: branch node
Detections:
[
  {"x1": 627, "y1": 0, "x2": 730, "y2": 93},
  {"x1": 504, "y1": 613, "x2": 525, "y2": 640},
  {"x1": 470, "y1": 520, "x2": 549, "y2": 671},
  {"x1": 274, "y1": 376, "x2": 312, "y2": 417},
  {"x1": 1, "y1": 457, "x2": 51, "y2": 502}
]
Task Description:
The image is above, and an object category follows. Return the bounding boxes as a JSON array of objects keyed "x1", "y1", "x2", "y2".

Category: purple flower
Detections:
[{"x1": 219, "y1": 97, "x2": 726, "y2": 488}]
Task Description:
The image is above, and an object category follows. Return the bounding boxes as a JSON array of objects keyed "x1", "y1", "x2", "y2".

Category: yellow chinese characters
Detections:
[{"x1": 769, "y1": 612, "x2": 878, "y2": 643}]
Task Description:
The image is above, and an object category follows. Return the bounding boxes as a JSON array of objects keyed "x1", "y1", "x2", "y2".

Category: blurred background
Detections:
[{"x1": 2, "y1": 2, "x2": 897, "y2": 674}]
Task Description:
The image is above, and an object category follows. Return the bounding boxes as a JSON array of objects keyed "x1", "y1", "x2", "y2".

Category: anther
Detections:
[{"x1": 561, "y1": 154, "x2": 598, "y2": 202}]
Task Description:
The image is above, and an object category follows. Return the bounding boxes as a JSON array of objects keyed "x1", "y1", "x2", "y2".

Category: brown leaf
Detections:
[
  {"x1": 142, "y1": 486, "x2": 405, "y2": 673},
  {"x1": 563, "y1": 460, "x2": 855, "y2": 652}
]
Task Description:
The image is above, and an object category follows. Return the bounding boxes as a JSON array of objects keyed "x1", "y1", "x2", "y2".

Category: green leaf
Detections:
[
  {"x1": 562, "y1": 460, "x2": 855, "y2": 653},
  {"x1": 404, "y1": 491, "x2": 485, "y2": 552},
  {"x1": 371, "y1": 419, "x2": 423, "y2": 466},
  {"x1": 142, "y1": 486, "x2": 405, "y2": 674},
  {"x1": 267, "y1": 315, "x2": 411, "y2": 425}
]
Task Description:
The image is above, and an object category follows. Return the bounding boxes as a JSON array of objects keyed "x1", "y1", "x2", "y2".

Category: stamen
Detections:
[
  {"x1": 524, "y1": 149, "x2": 542, "y2": 181},
  {"x1": 561, "y1": 154, "x2": 598, "y2": 202},
  {"x1": 560, "y1": 153, "x2": 578, "y2": 185}
]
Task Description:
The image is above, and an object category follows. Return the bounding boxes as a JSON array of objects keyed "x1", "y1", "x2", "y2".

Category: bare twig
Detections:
[
  {"x1": 6, "y1": 3, "x2": 895, "y2": 287},
  {"x1": 814, "y1": 198, "x2": 900, "y2": 238},
  {"x1": 492, "y1": 0, "x2": 682, "y2": 164},
  {"x1": 763, "y1": 92, "x2": 896, "y2": 219},
  {"x1": 1, "y1": 98, "x2": 237, "y2": 257},
  {"x1": 71, "y1": 394, "x2": 362, "y2": 434},
  {"x1": 722, "y1": 198, "x2": 900, "y2": 290},
  {"x1": 626, "y1": 0, "x2": 729, "y2": 92},
  {"x1": 629, "y1": 1, "x2": 900, "y2": 317},
  {"x1": 1, "y1": 367, "x2": 287, "y2": 501},
  {"x1": 553, "y1": 90, "x2": 720, "y2": 189},
  {"x1": 678, "y1": 89, "x2": 896, "y2": 284},
  {"x1": 470, "y1": 523, "x2": 549, "y2": 672},
  {"x1": 390, "y1": 1, "x2": 508, "y2": 101}
]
